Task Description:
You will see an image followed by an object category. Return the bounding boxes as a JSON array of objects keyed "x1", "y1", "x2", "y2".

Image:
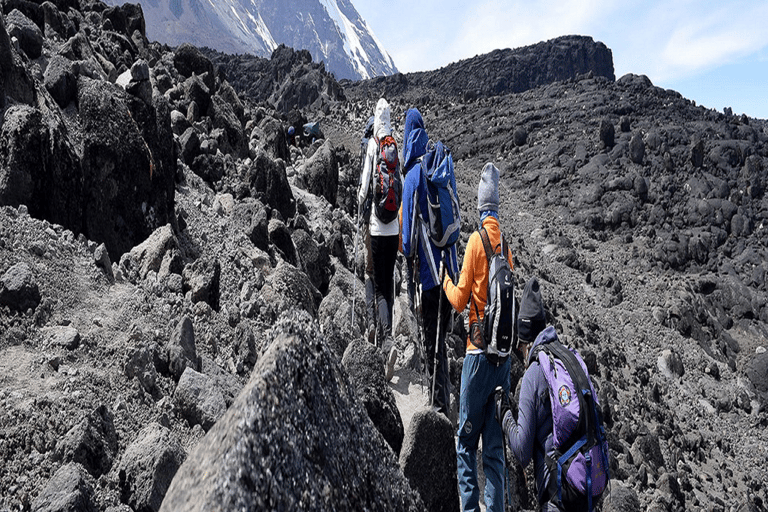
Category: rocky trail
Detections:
[{"x1": 1, "y1": 1, "x2": 768, "y2": 511}]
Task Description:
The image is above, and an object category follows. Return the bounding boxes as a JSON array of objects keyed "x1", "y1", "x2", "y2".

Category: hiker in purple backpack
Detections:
[{"x1": 496, "y1": 277, "x2": 608, "y2": 511}]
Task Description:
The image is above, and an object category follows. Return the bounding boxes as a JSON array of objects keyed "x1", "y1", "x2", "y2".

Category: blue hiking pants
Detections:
[{"x1": 457, "y1": 353, "x2": 511, "y2": 512}]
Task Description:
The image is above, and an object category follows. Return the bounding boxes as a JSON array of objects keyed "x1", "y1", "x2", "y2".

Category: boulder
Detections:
[
  {"x1": 602, "y1": 481, "x2": 640, "y2": 512},
  {"x1": 398, "y1": 407, "x2": 459, "y2": 511},
  {"x1": 248, "y1": 151, "x2": 296, "y2": 220},
  {"x1": 120, "y1": 224, "x2": 177, "y2": 282},
  {"x1": 259, "y1": 260, "x2": 322, "y2": 318},
  {"x1": 209, "y1": 94, "x2": 245, "y2": 157},
  {"x1": 599, "y1": 119, "x2": 615, "y2": 148},
  {"x1": 167, "y1": 316, "x2": 198, "y2": 381},
  {"x1": 5, "y1": 9, "x2": 43, "y2": 59},
  {"x1": 298, "y1": 139, "x2": 339, "y2": 206},
  {"x1": 0, "y1": 11, "x2": 36, "y2": 105},
  {"x1": 173, "y1": 367, "x2": 227, "y2": 432},
  {"x1": 292, "y1": 228, "x2": 331, "y2": 294},
  {"x1": 629, "y1": 132, "x2": 645, "y2": 164},
  {"x1": 657, "y1": 349, "x2": 684, "y2": 379},
  {"x1": 178, "y1": 127, "x2": 200, "y2": 165},
  {"x1": 116, "y1": 423, "x2": 186, "y2": 512},
  {"x1": 160, "y1": 313, "x2": 423, "y2": 511},
  {"x1": 0, "y1": 261, "x2": 41, "y2": 312},
  {"x1": 44, "y1": 55, "x2": 78, "y2": 108},
  {"x1": 232, "y1": 198, "x2": 269, "y2": 251},
  {"x1": 342, "y1": 339, "x2": 404, "y2": 455},
  {"x1": 182, "y1": 256, "x2": 221, "y2": 311},
  {"x1": 78, "y1": 77, "x2": 175, "y2": 260},
  {"x1": 30, "y1": 462, "x2": 97, "y2": 512},
  {"x1": 124, "y1": 343, "x2": 160, "y2": 394},
  {"x1": 268, "y1": 218, "x2": 298, "y2": 266},
  {"x1": 53, "y1": 405, "x2": 118, "y2": 478},
  {"x1": 173, "y1": 43, "x2": 214, "y2": 90}
]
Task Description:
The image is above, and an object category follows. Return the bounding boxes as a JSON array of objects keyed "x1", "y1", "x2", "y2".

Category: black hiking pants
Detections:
[
  {"x1": 422, "y1": 284, "x2": 451, "y2": 414},
  {"x1": 370, "y1": 234, "x2": 399, "y2": 345}
]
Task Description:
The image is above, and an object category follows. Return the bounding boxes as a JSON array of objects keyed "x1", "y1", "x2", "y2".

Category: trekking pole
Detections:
[
  {"x1": 431, "y1": 256, "x2": 446, "y2": 408},
  {"x1": 351, "y1": 209, "x2": 360, "y2": 331},
  {"x1": 411, "y1": 256, "x2": 427, "y2": 394}
]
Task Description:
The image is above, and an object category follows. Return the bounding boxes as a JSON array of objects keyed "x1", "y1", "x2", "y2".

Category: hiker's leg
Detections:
[
  {"x1": 405, "y1": 256, "x2": 416, "y2": 312},
  {"x1": 482, "y1": 357, "x2": 512, "y2": 512},
  {"x1": 457, "y1": 353, "x2": 485, "y2": 511},
  {"x1": 435, "y1": 286, "x2": 453, "y2": 412},
  {"x1": 421, "y1": 286, "x2": 439, "y2": 380},
  {"x1": 379, "y1": 235, "x2": 399, "y2": 336},
  {"x1": 364, "y1": 226, "x2": 376, "y2": 328},
  {"x1": 371, "y1": 235, "x2": 396, "y2": 343}
]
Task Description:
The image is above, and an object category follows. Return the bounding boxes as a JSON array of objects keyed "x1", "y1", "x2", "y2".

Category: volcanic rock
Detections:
[
  {"x1": 160, "y1": 314, "x2": 423, "y2": 511},
  {"x1": 116, "y1": 422, "x2": 186, "y2": 512},
  {"x1": 399, "y1": 407, "x2": 458, "y2": 511},
  {"x1": 342, "y1": 338, "x2": 405, "y2": 455},
  {"x1": 30, "y1": 462, "x2": 97, "y2": 512}
]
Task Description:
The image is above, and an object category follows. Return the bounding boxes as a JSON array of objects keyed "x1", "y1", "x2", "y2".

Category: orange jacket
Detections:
[{"x1": 442, "y1": 216, "x2": 513, "y2": 352}]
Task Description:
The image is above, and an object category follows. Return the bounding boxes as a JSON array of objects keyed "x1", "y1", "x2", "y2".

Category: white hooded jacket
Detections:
[{"x1": 357, "y1": 98, "x2": 399, "y2": 236}]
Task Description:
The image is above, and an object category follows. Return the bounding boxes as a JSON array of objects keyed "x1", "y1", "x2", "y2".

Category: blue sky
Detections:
[{"x1": 353, "y1": 0, "x2": 768, "y2": 119}]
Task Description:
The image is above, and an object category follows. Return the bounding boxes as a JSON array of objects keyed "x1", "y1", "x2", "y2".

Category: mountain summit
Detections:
[{"x1": 104, "y1": 0, "x2": 398, "y2": 80}]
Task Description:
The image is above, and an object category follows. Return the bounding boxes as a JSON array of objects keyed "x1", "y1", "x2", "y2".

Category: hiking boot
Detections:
[{"x1": 385, "y1": 345, "x2": 398, "y2": 382}]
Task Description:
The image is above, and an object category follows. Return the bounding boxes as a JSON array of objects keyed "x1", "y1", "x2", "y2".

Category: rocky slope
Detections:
[{"x1": 1, "y1": 1, "x2": 767, "y2": 512}]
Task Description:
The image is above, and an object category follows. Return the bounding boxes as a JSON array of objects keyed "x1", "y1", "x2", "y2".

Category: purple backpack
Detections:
[{"x1": 533, "y1": 333, "x2": 610, "y2": 511}]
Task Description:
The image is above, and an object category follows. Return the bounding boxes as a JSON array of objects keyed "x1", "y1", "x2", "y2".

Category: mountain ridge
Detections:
[{"x1": 103, "y1": 0, "x2": 397, "y2": 81}]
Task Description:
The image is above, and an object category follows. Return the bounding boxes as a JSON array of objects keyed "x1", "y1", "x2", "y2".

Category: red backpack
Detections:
[{"x1": 372, "y1": 135, "x2": 402, "y2": 223}]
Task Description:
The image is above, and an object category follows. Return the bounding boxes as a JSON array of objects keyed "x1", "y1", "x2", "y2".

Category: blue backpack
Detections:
[
  {"x1": 420, "y1": 141, "x2": 461, "y2": 248},
  {"x1": 532, "y1": 329, "x2": 610, "y2": 511}
]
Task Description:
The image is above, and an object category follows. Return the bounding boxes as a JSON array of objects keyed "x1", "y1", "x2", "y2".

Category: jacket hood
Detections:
[
  {"x1": 527, "y1": 325, "x2": 558, "y2": 366},
  {"x1": 403, "y1": 108, "x2": 428, "y2": 170},
  {"x1": 374, "y1": 98, "x2": 392, "y2": 140}
]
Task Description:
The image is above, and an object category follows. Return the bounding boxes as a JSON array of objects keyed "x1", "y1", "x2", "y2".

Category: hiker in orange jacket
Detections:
[{"x1": 443, "y1": 162, "x2": 513, "y2": 512}]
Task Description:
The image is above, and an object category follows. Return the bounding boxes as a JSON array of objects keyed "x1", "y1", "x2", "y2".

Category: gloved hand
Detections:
[{"x1": 495, "y1": 386, "x2": 511, "y2": 427}]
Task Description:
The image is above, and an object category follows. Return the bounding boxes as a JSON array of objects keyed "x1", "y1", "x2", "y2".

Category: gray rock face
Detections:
[
  {"x1": 0, "y1": 261, "x2": 41, "y2": 311},
  {"x1": 181, "y1": 256, "x2": 221, "y2": 311},
  {"x1": 298, "y1": 139, "x2": 339, "y2": 206},
  {"x1": 53, "y1": 405, "x2": 118, "y2": 478},
  {"x1": 160, "y1": 313, "x2": 423, "y2": 511},
  {"x1": 78, "y1": 77, "x2": 175, "y2": 260},
  {"x1": 116, "y1": 423, "x2": 186, "y2": 512},
  {"x1": 292, "y1": 228, "x2": 331, "y2": 294},
  {"x1": 6, "y1": 9, "x2": 43, "y2": 59},
  {"x1": 30, "y1": 462, "x2": 97, "y2": 512},
  {"x1": 259, "y1": 260, "x2": 321, "y2": 319},
  {"x1": 342, "y1": 339, "x2": 404, "y2": 456},
  {"x1": 399, "y1": 408, "x2": 459, "y2": 511},
  {"x1": 173, "y1": 367, "x2": 226, "y2": 431},
  {"x1": 248, "y1": 151, "x2": 296, "y2": 220},
  {"x1": 167, "y1": 316, "x2": 198, "y2": 381}
]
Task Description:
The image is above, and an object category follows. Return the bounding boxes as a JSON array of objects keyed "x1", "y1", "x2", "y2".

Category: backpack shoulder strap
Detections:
[{"x1": 478, "y1": 226, "x2": 493, "y2": 264}]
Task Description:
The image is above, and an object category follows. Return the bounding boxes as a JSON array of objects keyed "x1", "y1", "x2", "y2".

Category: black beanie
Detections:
[{"x1": 517, "y1": 277, "x2": 546, "y2": 342}]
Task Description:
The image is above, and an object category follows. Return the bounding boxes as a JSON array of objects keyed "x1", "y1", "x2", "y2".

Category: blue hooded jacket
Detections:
[{"x1": 401, "y1": 108, "x2": 459, "y2": 290}]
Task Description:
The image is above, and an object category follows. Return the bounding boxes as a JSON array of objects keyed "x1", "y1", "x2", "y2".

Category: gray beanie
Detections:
[
  {"x1": 517, "y1": 277, "x2": 546, "y2": 342},
  {"x1": 477, "y1": 162, "x2": 500, "y2": 212}
]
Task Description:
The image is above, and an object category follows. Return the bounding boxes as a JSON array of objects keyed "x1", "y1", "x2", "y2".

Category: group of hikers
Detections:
[{"x1": 353, "y1": 98, "x2": 610, "y2": 511}]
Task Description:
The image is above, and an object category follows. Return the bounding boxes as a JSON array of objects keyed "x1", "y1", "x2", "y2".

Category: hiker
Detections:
[
  {"x1": 358, "y1": 116, "x2": 377, "y2": 338},
  {"x1": 442, "y1": 162, "x2": 512, "y2": 512},
  {"x1": 287, "y1": 125, "x2": 296, "y2": 146},
  {"x1": 496, "y1": 277, "x2": 609, "y2": 512},
  {"x1": 357, "y1": 98, "x2": 401, "y2": 377},
  {"x1": 401, "y1": 108, "x2": 459, "y2": 413}
]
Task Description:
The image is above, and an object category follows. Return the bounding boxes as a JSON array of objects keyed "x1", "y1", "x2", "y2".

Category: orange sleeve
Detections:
[{"x1": 443, "y1": 232, "x2": 479, "y2": 314}]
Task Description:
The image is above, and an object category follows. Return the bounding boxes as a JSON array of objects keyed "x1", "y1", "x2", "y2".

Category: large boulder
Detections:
[
  {"x1": 342, "y1": 339, "x2": 404, "y2": 456},
  {"x1": 0, "y1": 261, "x2": 41, "y2": 312},
  {"x1": 0, "y1": 12, "x2": 36, "y2": 105},
  {"x1": 291, "y1": 228, "x2": 332, "y2": 294},
  {"x1": 166, "y1": 316, "x2": 198, "y2": 381},
  {"x1": 298, "y1": 139, "x2": 339, "y2": 206},
  {"x1": 259, "y1": 260, "x2": 322, "y2": 318},
  {"x1": 173, "y1": 367, "x2": 227, "y2": 432},
  {"x1": 399, "y1": 408, "x2": 459, "y2": 511},
  {"x1": 248, "y1": 151, "x2": 296, "y2": 220},
  {"x1": 116, "y1": 423, "x2": 186, "y2": 512},
  {"x1": 77, "y1": 77, "x2": 175, "y2": 260},
  {"x1": 160, "y1": 312, "x2": 423, "y2": 511},
  {"x1": 0, "y1": 104, "x2": 82, "y2": 230},
  {"x1": 30, "y1": 463, "x2": 97, "y2": 512},
  {"x1": 5, "y1": 9, "x2": 43, "y2": 59},
  {"x1": 53, "y1": 405, "x2": 118, "y2": 478}
]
